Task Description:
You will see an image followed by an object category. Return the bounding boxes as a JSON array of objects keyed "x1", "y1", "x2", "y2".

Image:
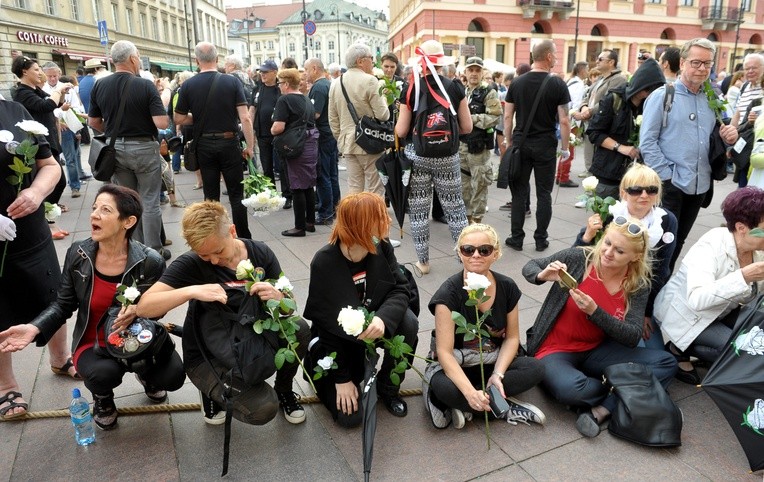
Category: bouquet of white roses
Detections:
[
  {"x1": 44, "y1": 202, "x2": 62, "y2": 222},
  {"x1": 241, "y1": 172, "x2": 286, "y2": 217}
]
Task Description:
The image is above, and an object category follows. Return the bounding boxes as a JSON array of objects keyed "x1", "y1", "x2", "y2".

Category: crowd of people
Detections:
[{"x1": 0, "y1": 36, "x2": 760, "y2": 455}]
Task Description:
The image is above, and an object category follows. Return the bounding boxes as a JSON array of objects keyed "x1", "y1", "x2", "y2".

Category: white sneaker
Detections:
[
  {"x1": 574, "y1": 200, "x2": 587, "y2": 209},
  {"x1": 389, "y1": 239, "x2": 401, "y2": 248},
  {"x1": 199, "y1": 391, "x2": 226, "y2": 425},
  {"x1": 452, "y1": 408, "x2": 466, "y2": 429},
  {"x1": 506, "y1": 397, "x2": 546, "y2": 425}
]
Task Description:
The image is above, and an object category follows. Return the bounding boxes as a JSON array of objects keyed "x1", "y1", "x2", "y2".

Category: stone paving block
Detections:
[{"x1": 477, "y1": 462, "x2": 537, "y2": 481}]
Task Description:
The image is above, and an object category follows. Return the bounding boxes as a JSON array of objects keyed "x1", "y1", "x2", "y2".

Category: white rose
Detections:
[
  {"x1": 317, "y1": 356, "x2": 334, "y2": 370},
  {"x1": 123, "y1": 286, "x2": 141, "y2": 304},
  {"x1": 241, "y1": 196, "x2": 254, "y2": 208},
  {"x1": 255, "y1": 190, "x2": 271, "y2": 205},
  {"x1": 44, "y1": 203, "x2": 62, "y2": 222},
  {"x1": 395, "y1": 80, "x2": 403, "y2": 90},
  {"x1": 236, "y1": 259, "x2": 255, "y2": 280},
  {"x1": 15, "y1": 120, "x2": 49, "y2": 136},
  {"x1": 581, "y1": 175, "x2": 599, "y2": 192},
  {"x1": 569, "y1": 133, "x2": 577, "y2": 143},
  {"x1": 635, "y1": 115, "x2": 643, "y2": 126},
  {"x1": 463, "y1": 272, "x2": 491, "y2": 292},
  {"x1": 5, "y1": 141, "x2": 19, "y2": 155},
  {"x1": 373, "y1": 67, "x2": 384, "y2": 78},
  {"x1": 378, "y1": 78, "x2": 386, "y2": 89},
  {"x1": 337, "y1": 306, "x2": 366, "y2": 336},
  {"x1": 0, "y1": 130, "x2": 13, "y2": 143},
  {"x1": 268, "y1": 196, "x2": 285, "y2": 209},
  {"x1": 274, "y1": 276, "x2": 294, "y2": 292}
]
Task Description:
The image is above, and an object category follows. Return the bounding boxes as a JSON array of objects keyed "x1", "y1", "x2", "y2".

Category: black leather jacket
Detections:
[{"x1": 31, "y1": 238, "x2": 165, "y2": 352}]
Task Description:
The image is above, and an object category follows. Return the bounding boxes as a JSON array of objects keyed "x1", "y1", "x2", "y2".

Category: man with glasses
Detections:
[
  {"x1": 640, "y1": 38, "x2": 739, "y2": 271},
  {"x1": 730, "y1": 53, "x2": 764, "y2": 127},
  {"x1": 573, "y1": 50, "x2": 627, "y2": 179}
]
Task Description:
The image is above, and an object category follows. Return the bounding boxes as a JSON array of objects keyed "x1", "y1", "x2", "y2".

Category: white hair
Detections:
[
  {"x1": 225, "y1": 54, "x2": 243, "y2": 70},
  {"x1": 328, "y1": 62, "x2": 341, "y2": 75},
  {"x1": 345, "y1": 44, "x2": 372, "y2": 70},
  {"x1": 111, "y1": 40, "x2": 138, "y2": 64}
]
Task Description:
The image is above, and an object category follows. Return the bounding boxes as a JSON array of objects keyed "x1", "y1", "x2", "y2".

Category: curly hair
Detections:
[
  {"x1": 181, "y1": 201, "x2": 231, "y2": 250},
  {"x1": 330, "y1": 192, "x2": 391, "y2": 253}
]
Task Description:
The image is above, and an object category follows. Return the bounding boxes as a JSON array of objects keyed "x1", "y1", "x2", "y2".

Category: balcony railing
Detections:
[
  {"x1": 700, "y1": 6, "x2": 743, "y2": 30},
  {"x1": 518, "y1": 0, "x2": 574, "y2": 20}
]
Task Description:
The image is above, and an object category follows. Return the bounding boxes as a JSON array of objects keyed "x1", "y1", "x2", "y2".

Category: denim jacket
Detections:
[{"x1": 31, "y1": 238, "x2": 165, "y2": 352}]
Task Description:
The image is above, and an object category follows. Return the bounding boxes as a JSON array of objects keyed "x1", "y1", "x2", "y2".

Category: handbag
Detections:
[
  {"x1": 273, "y1": 96, "x2": 310, "y2": 159},
  {"x1": 88, "y1": 77, "x2": 133, "y2": 181},
  {"x1": 183, "y1": 73, "x2": 222, "y2": 172},
  {"x1": 603, "y1": 362, "x2": 683, "y2": 447},
  {"x1": 94, "y1": 307, "x2": 176, "y2": 376},
  {"x1": 339, "y1": 76, "x2": 394, "y2": 154},
  {"x1": 496, "y1": 74, "x2": 552, "y2": 189}
]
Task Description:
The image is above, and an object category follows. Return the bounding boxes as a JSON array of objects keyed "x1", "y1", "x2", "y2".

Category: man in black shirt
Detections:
[
  {"x1": 175, "y1": 42, "x2": 255, "y2": 239},
  {"x1": 503, "y1": 39, "x2": 571, "y2": 252},
  {"x1": 89, "y1": 40, "x2": 169, "y2": 258}
]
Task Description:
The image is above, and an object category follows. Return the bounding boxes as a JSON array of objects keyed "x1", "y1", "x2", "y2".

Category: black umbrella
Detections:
[
  {"x1": 701, "y1": 294, "x2": 764, "y2": 472},
  {"x1": 376, "y1": 135, "x2": 412, "y2": 239},
  {"x1": 362, "y1": 350, "x2": 380, "y2": 482}
]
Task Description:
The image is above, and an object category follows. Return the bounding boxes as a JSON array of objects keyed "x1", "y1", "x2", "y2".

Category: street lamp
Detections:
[{"x1": 244, "y1": 8, "x2": 254, "y2": 68}]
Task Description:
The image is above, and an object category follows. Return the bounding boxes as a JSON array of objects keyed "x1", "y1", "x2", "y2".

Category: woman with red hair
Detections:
[{"x1": 304, "y1": 192, "x2": 419, "y2": 426}]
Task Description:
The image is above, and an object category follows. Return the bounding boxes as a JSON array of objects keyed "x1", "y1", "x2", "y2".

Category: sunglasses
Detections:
[
  {"x1": 459, "y1": 244, "x2": 495, "y2": 257},
  {"x1": 625, "y1": 185, "x2": 659, "y2": 196},
  {"x1": 612, "y1": 216, "x2": 646, "y2": 237}
]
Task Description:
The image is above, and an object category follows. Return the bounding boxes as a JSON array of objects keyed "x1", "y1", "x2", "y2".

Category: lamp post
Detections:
[
  {"x1": 730, "y1": 4, "x2": 745, "y2": 73},
  {"x1": 331, "y1": 3, "x2": 341, "y2": 62},
  {"x1": 302, "y1": 0, "x2": 309, "y2": 63},
  {"x1": 244, "y1": 8, "x2": 254, "y2": 68}
]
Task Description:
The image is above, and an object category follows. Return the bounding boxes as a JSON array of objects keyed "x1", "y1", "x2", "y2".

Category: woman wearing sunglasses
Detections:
[
  {"x1": 523, "y1": 219, "x2": 677, "y2": 438},
  {"x1": 424, "y1": 224, "x2": 546, "y2": 429},
  {"x1": 574, "y1": 163, "x2": 677, "y2": 350},
  {"x1": 654, "y1": 187, "x2": 764, "y2": 384}
]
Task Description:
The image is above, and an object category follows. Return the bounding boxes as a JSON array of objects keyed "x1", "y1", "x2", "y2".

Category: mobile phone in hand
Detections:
[
  {"x1": 488, "y1": 385, "x2": 509, "y2": 418},
  {"x1": 558, "y1": 268, "x2": 578, "y2": 290}
]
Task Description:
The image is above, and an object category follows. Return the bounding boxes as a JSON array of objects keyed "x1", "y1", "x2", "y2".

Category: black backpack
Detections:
[{"x1": 411, "y1": 77, "x2": 459, "y2": 158}]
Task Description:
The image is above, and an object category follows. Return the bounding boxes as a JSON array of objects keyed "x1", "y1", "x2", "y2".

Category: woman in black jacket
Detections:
[
  {"x1": 304, "y1": 192, "x2": 419, "y2": 427},
  {"x1": 0, "y1": 185, "x2": 184, "y2": 430}
]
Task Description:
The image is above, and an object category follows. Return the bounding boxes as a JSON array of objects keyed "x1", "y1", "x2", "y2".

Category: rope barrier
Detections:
[{"x1": 1, "y1": 388, "x2": 424, "y2": 422}]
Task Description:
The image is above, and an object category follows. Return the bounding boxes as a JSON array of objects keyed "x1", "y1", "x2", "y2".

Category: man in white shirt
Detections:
[{"x1": 731, "y1": 53, "x2": 764, "y2": 127}]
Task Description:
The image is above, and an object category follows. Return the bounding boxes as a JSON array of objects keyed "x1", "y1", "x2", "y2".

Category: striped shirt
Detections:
[{"x1": 735, "y1": 82, "x2": 762, "y2": 126}]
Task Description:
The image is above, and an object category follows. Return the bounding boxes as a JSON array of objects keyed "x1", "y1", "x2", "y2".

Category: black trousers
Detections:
[
  {"x1": 660, "y1": 180, "x2": 707, "y2": 271},
  {"x1": 508, "y1": 138, "x2": 556, "y2": 243},
  {"x1": 257, "y1": 136, "x2": 291, "y2": 199}
]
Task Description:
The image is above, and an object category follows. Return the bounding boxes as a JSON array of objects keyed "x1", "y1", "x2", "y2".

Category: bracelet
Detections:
[{"x1": 492, "y1": 371, "x2": 504, "y2": 379}]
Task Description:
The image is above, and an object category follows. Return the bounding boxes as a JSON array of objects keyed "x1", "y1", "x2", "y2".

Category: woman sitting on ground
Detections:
[
  {"x1": 574, "y1": 163, "x2": 677, "y2": 350},
  {"x1": 0, "y1": 185, "x2": 184, "y2": 430},
  {"x1": 425, "y1": 223, "x2": 546, "y2": 429},
  {"x1": 523, "y1": 220, "x2": 677, "y2": 438},
  {"x1": 304, "y1": 192, "x2": 419, "y2": 427},
  {"x1": 654, "y1": 187, "x2": 764, "y2": 384}
]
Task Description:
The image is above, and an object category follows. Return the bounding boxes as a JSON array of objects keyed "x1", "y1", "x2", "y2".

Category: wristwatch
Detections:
[{"x1": 613, "y1": 142, "x2": 621, "y2": 152}]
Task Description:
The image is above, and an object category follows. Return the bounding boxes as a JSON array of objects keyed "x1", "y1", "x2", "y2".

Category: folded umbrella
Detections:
[
  {"x1": 376, "y1": 135, "x2": 412, "y2": 239},
  {"x1": 362, "y1": 350, "x2": 380, "y2": 482}
]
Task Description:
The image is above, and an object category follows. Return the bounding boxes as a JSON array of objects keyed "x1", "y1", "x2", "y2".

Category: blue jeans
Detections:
[
  {"x1": 111, "y1": 139, "x2": 164, "y2": 251},
  {"x1": 60, "y1": 128, "x2": 81, "y2": 191},
  {"x1": 539, "y1": 339, "x2": 677, "y2": 413},
  {"x1": 196, "y1": 137, "x2": 251, "y2": 239},
  {"x1": 315, "y1": 133, "x2": 341, "y2": 221}
]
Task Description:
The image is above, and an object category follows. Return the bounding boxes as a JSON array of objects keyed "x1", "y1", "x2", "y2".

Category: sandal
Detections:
[
  {"x1": 192, "y1": 184, "x2": 203, "y2": 190},
  {"x1": 170, "y1": 200, "x2": 187, "y2": 208},
  {"x1": 51, "y1": 231, "x2": 67, "y2": 240},
  {"x1": 51, "y1": 357, "x2": 82, "y2": 379},
  {"x1": 58, "y1": 204, "x2": 70, "y2": 213},
  {"x1": 0, "y1": 390, "x2": 29, "y2": 420}
]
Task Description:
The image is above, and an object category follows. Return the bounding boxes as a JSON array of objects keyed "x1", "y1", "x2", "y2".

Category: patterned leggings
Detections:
[{"x1": 406, "y1": 144, "x2": 468, "y2": 263}]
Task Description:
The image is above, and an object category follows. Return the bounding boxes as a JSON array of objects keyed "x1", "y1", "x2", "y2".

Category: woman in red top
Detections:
[{"x1": 522, "y1": 219, "x2": 677, "y2": 438}]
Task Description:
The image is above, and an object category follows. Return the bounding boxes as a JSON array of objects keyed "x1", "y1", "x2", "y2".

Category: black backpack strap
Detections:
[
  {"x1": 662, "y1": 83, "x2": 675, "y2": 128},
  {"x1": 516, "y1": 74, "x2": 552, "y2": 149}
]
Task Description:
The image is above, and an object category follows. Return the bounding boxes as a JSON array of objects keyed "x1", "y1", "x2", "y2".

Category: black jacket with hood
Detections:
[{"x1": 587, "y1": 59, "x2": 665, "y2": 184}]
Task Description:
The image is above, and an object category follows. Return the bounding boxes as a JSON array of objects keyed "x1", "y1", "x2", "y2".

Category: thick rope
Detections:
[{"x1": 1, "y1": 388, "x2": 424, "y2": 421}]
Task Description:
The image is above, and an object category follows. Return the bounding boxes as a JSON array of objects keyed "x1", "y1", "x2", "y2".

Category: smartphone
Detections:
[
  {"x1": 488, "y1": 385, "x2": 509, "y2": 418},
  {"x1": 558, "y1": 268, "x2": 578, "y2": 290}
]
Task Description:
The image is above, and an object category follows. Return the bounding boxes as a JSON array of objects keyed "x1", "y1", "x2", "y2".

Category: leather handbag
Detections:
[
  {"x1": 603, "y1": 362, "x2": 683, "y2": 447},
  {"x1": 339, "y1": 76, "x2": 394, "y2": 154},
  {"x1": 183, "y1": 139, "x2": 199, "y2": 171},
  {"x1": 88, "y1": 78, "x2": 133, "y2": 181},
  {"x1": 273, "y1": 96, "x2": 310, "y2": 159}
]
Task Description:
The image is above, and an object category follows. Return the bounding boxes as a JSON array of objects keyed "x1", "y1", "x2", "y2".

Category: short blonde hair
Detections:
[
  {"x1": 619, "y1": 163, "x2": 663, "y2": 203},
  {"x1": 277, "y1": 68, "x2": 301, "y2": 89},
  {"x1": 181, "y1": 201, "x2": 231, "y2": 251},
  {"x1": 455, "y1": 223, "x2": 502, "y2": 260},
  {"x1": 330, "y1": 192, "x2": 391, "y2": 253}
]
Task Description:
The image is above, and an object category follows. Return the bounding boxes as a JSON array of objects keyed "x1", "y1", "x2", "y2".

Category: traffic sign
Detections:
[
  {"x1": 97, "y1": 20, "x2": 108, "y2": 46},
  {"x1": 304, "y1": 20, "x2": 317, "y2": 36}
]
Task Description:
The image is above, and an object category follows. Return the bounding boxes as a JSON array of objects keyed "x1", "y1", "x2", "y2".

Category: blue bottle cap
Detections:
[{"x1": 73, "y1": 388, "x2": 81, "y2": 398}]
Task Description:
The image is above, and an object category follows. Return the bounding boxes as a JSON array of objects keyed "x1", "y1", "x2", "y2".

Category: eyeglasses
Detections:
[
  {"x1": 597, "y1": 56, "x2": 610, "y2": 62},
  {"x1": 687, "y1": 59, "x2": 714, "y2": 70},
  {"x1": 459, "y1": 244, "x2": 495, "y2": 257},
  {"x1": 624, "y1": 185, "x2": 659, "y2": 196},
  {"x1": 612, "y1": 216, "x2": 646, "y2": 237}
]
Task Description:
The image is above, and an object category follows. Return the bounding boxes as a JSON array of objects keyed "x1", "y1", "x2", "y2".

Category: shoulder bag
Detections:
[
  {"x1": 603, "y1": 362, "x2": 683, "y2": 447},
  {"x1": 340, "y1": 76, "x2": 394, "y2": 154},
  {"x1": 273, "y1": 95, "x2": 310, "y2": 159},
  {"x1": 497, "y1": 74, "x2": 552, "y2": 189},
  {"x1": 183, "y1": 73, "x2": 221, "y2": 172},
  {"x1": 88, "y1": 77, "x2": 133, "y2": 181}
]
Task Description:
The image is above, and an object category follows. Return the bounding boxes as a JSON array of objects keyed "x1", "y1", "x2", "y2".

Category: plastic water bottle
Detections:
[{"x1": 70, "y1": 388, "x2": 96, "y2": 446}]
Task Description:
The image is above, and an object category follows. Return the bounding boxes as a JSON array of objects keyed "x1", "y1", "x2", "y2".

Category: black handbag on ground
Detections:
[
  {"x1": 94, "y1": 306, "x2": 175, "y2": 376},
  {"x1": 339, "y1": 76, "x2": 394, "y2": 154},
  {"x1": 497, "y1": 74, "x2": 552, "y2": 189},
  {"x1": 88, "y1": 77, "x2": 133, "y2": 181},
  {"x1": 183, "y1": 73, "x2": 222, "y2": 172},
  {"x1": 273, "y1": 96, "x2": 310, "y2": 159},
  {"x1": 603, "y1": 362, "x2": 683, "y2": 447}
]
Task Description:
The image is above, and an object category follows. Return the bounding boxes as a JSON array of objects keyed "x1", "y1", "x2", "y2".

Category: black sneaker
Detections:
[
  {"x1": 505, "y1": 237, "x2": 523, "y2": 251},
  {"x1": 277, "y1": 391, "x2": 306, "y2": 424},
  {"x1": 199, "y1": 391, "x2": 226, "y2": 425},
  {"x1": 93, "y1": 393, "x2": 118, "y2": 430},
  {"x1": 134, "y1": 373, "x2": 167, "y2": 403}
]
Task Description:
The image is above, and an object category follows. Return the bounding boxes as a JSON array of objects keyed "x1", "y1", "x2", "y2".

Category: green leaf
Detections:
[
  {"x1": 274, "y1": 350, "x2": 286, "y2": 369},
  {"x1": 390, "y1": 372, "x2": 400, "y2": 386},
  {"x1": 463, "y1": 331, "x2": 476, "y2": 342},
  {"x1": 266, "y1": 298, "x2": 280, "y2": 310},
  {"x1": 465, "y1": 299, "x2": 478, "y2": 307},
  {"x1": 281, "y1": 297, "x2": 297, "y2": 311},
  {"x1": 395, "y1": 360, "x2": 408, "y2": 373},
  {"x1": 451, "y1": 312, "x2": 467, "y2": 324},
  {"x1": 284, "y1": 350, "x2": 295, "y2": 363}
]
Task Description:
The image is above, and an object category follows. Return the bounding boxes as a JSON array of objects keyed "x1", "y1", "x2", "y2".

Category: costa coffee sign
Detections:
[{"x1": 16, "y1": 30, "x2": 69, "y2": 47}]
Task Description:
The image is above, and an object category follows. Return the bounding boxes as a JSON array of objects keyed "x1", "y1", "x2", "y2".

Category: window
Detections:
[
  {"x1": 125, "y1": 9, "x2": 133, "y2": 34},
  {"x1": 329, "y1": 52, "x2": 335, "y2": 63},
  {"x1": 268, "y1": 40, "x2": 274, "y2": 50},
  {"x1": 45, "y1": 0, "x2": 56, "y2": 15},
  {"x1": 647, "y1": 0, "x2": 661, "y2": 3},
  {"x1": 94, "y1": 0, "x2": 102, "y2": 20},
  {"x1": 496, "y1": 44, "x2": 505, "y2": 63},
  {"x1": 70, "y1": 0, "x2": 80, "y2": 20},
  {"x1": 254, "y1": 41, "x2": 260, "y2": 50},
  {"x1": 163, "y1": 19, "x2": 169, "y2": 41},
  {"x1": 255, "y1": 56, "x2": 262, "y2": 65},
  {"x1": 289, "y1": 42, "x2": 295, "y2": 52},
  {"x1": 315, "y1": 40, "x2": 321, "y2": 50},
  {"x1": 111, "y1": 4, "x2": 120, "y2": 31},
  {"x1": 139, "y1": 12, "x2": 147, "y2": 38},
  {"x1": 742, "y1": 0, "x2": 752, "y2": 11},
  {"x1": 171, "y1": 21, "x2": 177, "y2": 45},
  {"x1": 14, "y1": 0, "x2": 27, "y2": 8},
  {"x1": 328, "y1": 40, "x2": 335, "y2": 50},
  {"x1": 152, "y1": 15, "x2": 159, "y2": 40},
  {"x1": 681, "y1": 0, "x2": 693, "y2": 5}
]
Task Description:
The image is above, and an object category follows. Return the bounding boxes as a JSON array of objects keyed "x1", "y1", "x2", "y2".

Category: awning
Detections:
[
  {"x1": 52, "y1": 49, "x2": 109, "y2": 62},
  {"x1": 151, "y1": 60, "x2": 193, "y2": 71}
]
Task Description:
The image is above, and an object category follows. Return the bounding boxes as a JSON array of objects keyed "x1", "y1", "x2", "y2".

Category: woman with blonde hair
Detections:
[
  {"x1": 425, "y1": 223, "x2": 546, "y2": 429},
  {"x1": 523, "y1": 219, "x2": 677, "y2": 438},
  {"x1": 304, "y1": 192, "x2": 418, "y2": 425}
]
